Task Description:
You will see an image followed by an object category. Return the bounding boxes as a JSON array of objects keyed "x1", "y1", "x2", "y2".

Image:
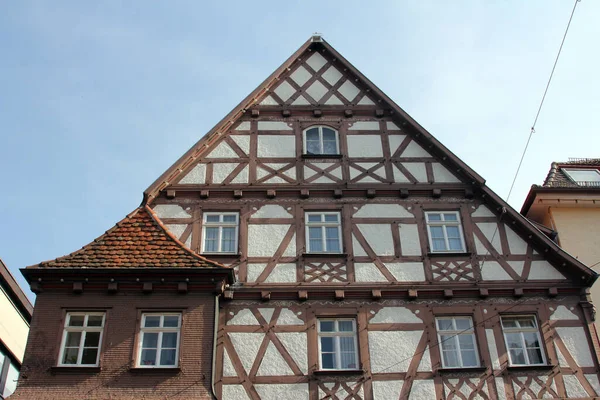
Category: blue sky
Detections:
[{"x1": 1, "y1": 1, "x2": 598, "y2": 300}]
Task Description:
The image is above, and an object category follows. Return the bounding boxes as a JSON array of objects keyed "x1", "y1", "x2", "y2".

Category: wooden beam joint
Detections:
[
  {"x1": 107, "y1": 282, "x2": 118, "y2": 293},
  {"x1": 267, "y1": 189, "x2": 276, "y2": 199},
  {"x1": 200, "y1": 190, "x2": 209, "y2": 199},
  {"x1": 408, "y1": 289, "x2": 418, "y2": 300},
  {"x1": 142, "y1": 282, "x2": 153, "y2": 294},
  {"x1": 178, "y1": 282, "x2": 189, "y2": 294},
  {"x1": 298, "y1": 290, "x2": 308, "y2": 301},
  {"x1": 371, "y1": 289, "x2": 382, "y2": 300},
  {"x1": 233, "y1": 190, "x2": 243, "y2": 199},
  {"x1": 261, "y1": 291, "x2": 271, "y2": 301},
  {"x1": 166, "y1": 190, "x2": 176, "y2": 199},
  {"x1": 73, "y1": 282, "x2": 83, "y2": 294},
  {"x1": 334, "y1": 290, "x2": 345, "y2": 301}
]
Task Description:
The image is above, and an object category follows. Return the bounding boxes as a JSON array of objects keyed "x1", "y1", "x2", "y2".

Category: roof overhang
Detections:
[
  {"x1": 521, "y1": 185, "x2": 600, "y2": 215},
  {"x1": 0, "y1": 258, "x2": 33, "y2": 321}
]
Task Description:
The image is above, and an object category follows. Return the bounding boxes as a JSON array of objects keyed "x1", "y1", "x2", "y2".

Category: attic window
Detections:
[
  {"x1": 303, "y1": 126, "x2": 339, "y2": 156},
  {"x1": 562, "y1": 168, "x2": 600, "y2": 186}
]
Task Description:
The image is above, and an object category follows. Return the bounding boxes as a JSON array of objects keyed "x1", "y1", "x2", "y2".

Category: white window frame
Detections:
[
  {"x1": 58, "y1": 312, "x2": 105, "y2": 367},
  {"x1": 425, "y1": 211, "x2": 466, "y2": 253},
  {"x1": 305, "y1": 211, "x2": 342, "y2": 253},
  {"x1": 317, "y1": 318, "x2": 359, "y2": 371},
  {"x1": 562, "y1": 168, "x2": 600, "y2": 185},
  {"x1": 202, "y1": 212, "x2": 239, "y2": 254},
  {"x1": 435, "y1": 316, "x2": 480, "y2": 368},
  {"x1": 303, "y1": 126, "x2": 340, "y2": 155},
  {"x1": 136, "y1": 313, "x2": 182, "y2": 368},
  {"x1": 501, "y1": 315, "x2": 547, "y2": 366}
]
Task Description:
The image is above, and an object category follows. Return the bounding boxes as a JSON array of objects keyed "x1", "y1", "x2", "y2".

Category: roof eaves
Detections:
[{"x1": 0, "y1": 258, "x2": 33, "y2": 320}]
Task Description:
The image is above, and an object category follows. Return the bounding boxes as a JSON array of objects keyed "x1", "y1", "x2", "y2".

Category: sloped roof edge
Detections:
[{"x1": 0, "y1": 258, "x2": 33, "y2": 321}]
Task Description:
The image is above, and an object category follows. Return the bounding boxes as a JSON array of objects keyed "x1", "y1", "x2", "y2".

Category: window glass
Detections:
[
  {"x1": 425, "y1": 211, "x2": 466, "y2": 253},
  {"x1": 59, "y1": 312, "x2": 105, "y2": 366},
  {"x1": 318, "y1": 319, "x2": 358, "y2": 370},
  {"x1": 138, "y1": 313, "x2": 181, "y2": 368},
  {"x1": 202, "y1": 212, "x2": 239, "y2": 254},
  {"x1": 436, "y1": 317, "x2": 479, "y2": 368},
  {"x1": 2, "y1": 362, "x2": 19, "y2": 398},
  {"x1": 306, "y1": 212, "x2": 342, "y2": 253},
  {"x1": 501, "y1": 316, "x2": 545, "y2": 366},
  {"x1": 563, "y1": 168, "x2": 600, "y2": 184},
  {"x1": 304, "y1": 126, "x2": 339, "y2": 155}
]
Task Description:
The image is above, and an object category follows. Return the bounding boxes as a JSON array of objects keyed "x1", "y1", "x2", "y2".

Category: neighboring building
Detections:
[
  {"x1": 13, "y1": 37, "x2": 600, "y2": 399},
  {"x1": 0, "y1": 259, "x2": 32, "y2": 398},
  {"x1": 522, "y1": 158, "x2": 600, "y2": 326}
]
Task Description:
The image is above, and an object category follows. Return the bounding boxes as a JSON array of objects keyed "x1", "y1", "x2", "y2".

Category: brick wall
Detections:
[{"x1": 11, "y1": 290, "x2": 216, "y2": 399}]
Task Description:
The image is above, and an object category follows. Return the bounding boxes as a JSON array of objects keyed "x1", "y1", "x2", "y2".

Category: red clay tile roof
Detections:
[
  {"x1": 542, "y1": 159, "x2": 600, "y2": 188},
  {"x1": 28, "y1": 206, "x2": 226, "y2": 269}
]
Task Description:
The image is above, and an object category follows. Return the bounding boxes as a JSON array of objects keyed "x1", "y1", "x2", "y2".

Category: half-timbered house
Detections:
[{"x1": 14, "y1": 36, "x2": 600, "y2": 399}]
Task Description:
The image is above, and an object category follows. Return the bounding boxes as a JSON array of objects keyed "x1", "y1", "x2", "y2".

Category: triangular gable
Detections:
[
  {"x1": 143, "y1": 36, "x2": 597, "y2": 286},
  {"x1": 25, "y1": 206, "x2": 228, "y2": 271}
]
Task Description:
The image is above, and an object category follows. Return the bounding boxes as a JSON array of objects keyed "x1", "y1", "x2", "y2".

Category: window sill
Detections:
[
  {"x1": 437, "y1": 366, "x2": 487, "y2": 373},
  {"x1": 507, "y1": 364, "x2": 554, "y2": 371},
  {"x1": 51, "y1": 366, "x2": 101, "y2": 374},
  {"x1": 303, "y1": 253, "x2": 348, "y2": 258},
  {"x1": 313, "y1": 369, "x2": 363, "y2": 376},
  {"x1": 302, "y1": 154, "x2": 343, "y2": 160},
  {"x1": 200, "y1": 253, "x2": 240, "y2": 258},
  {"x1": 130, "y1": 367, "x2": 181, "y2": 373},
  {"x1": 427, "y1": 252, "x2": 471, "y2": 258}
]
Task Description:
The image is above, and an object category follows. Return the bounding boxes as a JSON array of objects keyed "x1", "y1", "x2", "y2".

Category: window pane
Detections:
[
  {"x1": 443, "y1": 213, "x2": 458, "y2": 221},
  {"x1": 307, "y1": 214, "x2": 322, "y2": 223},
  {"x1": 323, "y1": 140, "x2": 337, "y2": 155},
  {"x1": 322, "y1": 128, "x2": 336, "y2": 141},
  {"x1": 341, "y1": 352, "x2": 357, "y2": 369},
  {"x1": 324, "y1": 214, "x2": 339, "y2": 222},
  {"x1": 440, "y1": 335, "x2": 457, "y2": 350},
  {"x1": 65, "y1": 331, "x2": 82, "y2": 347},
  {"x1": 442, "y1": 350, "x2": 459, "y2": 367},
  {"x1": 87, "y1": 315, "x2": 104, "y2": 327},
  {"x1": 428, "y1": 213, "x2": 442, "y2": 221},
  {"x1": 455, "y1": 318, "x2": 472, "y2": 331},
  {"x1": 437, "y1": 319, "x2": 453, "y2": 331},
  {"x1": 340, "y1": 337, "x2": 355, "y2": 352},
  {"x1": 306, "y1": 128, "x2": 319, "y2": 140},
  {"x1": 458, "y1": 334, "x2": 475, "y2": 350},
  {"x1": 62, "y1": 348, "x2": 79, "y2": 364},
  {"x1": 164, "y1": 316, "x2": 179, "y2": 328},
  {"x1": 321, "y1": 353, "x2": 335, "y2": 369},
  {"x1": 205, "y1": 214, "x2": 220, "y2": 223},
  {"x1": 2, "y1": 362, "x2": 19, "y2": 398},
  {"x1": 509, "y1": 349, "x2": 526, "y2": 365},
  {"x1": 144, "y1": 316, "x2": 161, "y2": 328},
  {"x1": 432, "y1": 238, "x2": 446, "y2": 251},
  {"x1": 222, "y1": 214, "x2": 237, "y2": 223},
  {"x1": 338, "y1": 321, "x2": 354, "y2": 332},
  {"x1": 516, "y1": 318, "x2": 535, "y2": 328},
  {"x1": 319, "y1": 321, "x2": 335, "y2": 332},
  {"x1": 320, "y1": 337, "x2": 334, "y2": 352},
  {"x1": 84, "y1": 332, "x2": 100, "y2": 347},
  {"x1": 69, "y1": 315, "x2": 85, "y2": 327},
  {"x1": 430, "y1": 226, "x2": 444, "y2": 238},
  {"x1": 461, "y1": 350, "x2": 478, "y2": 367},
  {"x1": 505, "y1": 333, "x2": 523, "y2": 349},
  {"x1": 446, "y1": 226, "x2": 460, "y2": 238},
  {"x1": 309, "y1": 227, "x2": 323, "y2": 252},
  {"x1": 306, "y1": 140, "x2": 321, "y2": 155},
  {"x1": 221, "y1": 227, "x2": 236, "y2": 252},
  {"x1": 81, "y1": 348, "x2": 98, "y2": 365},
  {"x1": 160, "y1": 349, "x2": 177, "y2": 366},
  {"x1": 204, "y1": 227, "x2": 219, "y2": 252},
  {"x1": 501, "y1": 318, "x2": 518, "y2": 328},
  {"x1": 527, "y1": 348, "x2": 544, "y2": 364},
  {"x1": 448, "y1": 238, "x2": 463, "y2": 251},
  {"x1": 142, "y1": 332, "x2": 159, "y2": 348},
  {"x1": 141, "y1": 349, "x2": 157, "y2": 366},
  {"x1": 162, "y1": 332, "x2": 178, "y2": 348},
  {"x1": 523, "y1": 332, "x2": 540, "y2": 348},
  {"x1": 325, "y1": 227, "x2": 340, "y2": 252}
]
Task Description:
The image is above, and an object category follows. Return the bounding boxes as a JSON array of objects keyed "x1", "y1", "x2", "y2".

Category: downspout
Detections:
[{"x1": 211, "y1": 293, "x2": 221, "y2": 400}]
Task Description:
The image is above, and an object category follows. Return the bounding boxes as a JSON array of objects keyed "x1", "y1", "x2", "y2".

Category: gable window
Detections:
[
  {"x1": 436, "y1": 317, "x2": 479, "y2": 368},
  {"x1": 0, "y1": 348, "x2": 20, "y2": 397},
  {"x1": 202, "y1": 212, "x2": 239, "y2": 254},
  {"x1": 137, "y1": 313, "x2": 181, "y2": 368},
  {"x1": 304, "y1": 126, "x2": 339, "y2": 155},
  {"x1": 318, "y1": 319, "x2": 359, "y2": 370},
  {"x1": 425, "y1": 211, "x2": 466, "y2": 253},
  {"x1": 501, "y1": 316, "x2": 546, "y2": 366},
  {"x1": 305, "y1": 212, "x2": 342, "y2": 253},
  {"x1": 58, "y1": 312, "x2": 105, "y2": 367},
  {"x1": 563, "y1": 168, "x2": 600, "y2": 186}
]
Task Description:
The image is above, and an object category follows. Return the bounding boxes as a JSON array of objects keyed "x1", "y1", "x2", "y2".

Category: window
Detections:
[
  {"x1": 501, "y1": 316, "x2": 546, "y2": 366},
  {"x1": 318, "y1": 319, "x2": 359, "y2": 370},
  {"x1": 425, "y1": 211, "x2": 466, "y2": 253},
  {"x1": 304, "y1": 126, "x2": 339, "y2": 155},
  {"x1": 137, "y1": 313, "x2": 181, "y2": 368},
  {"x1": 58, "y1": 312, "x2": 105, "y2": 367},
  {"x1": 563, "y1": 168, "x2": 600, "y2": 186},
  {"x1": 436, "y1": 317, "x2": 479, "y2": 368},
  {"x1": 202, "y1": 212, "x2": 239, "y2": 254},
  {"x1": 0, "y1": 348, "x2": 19, "y2": 398},
  {"x1": 305, "y1": 212, "x2": 342, "y2": 253}
]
